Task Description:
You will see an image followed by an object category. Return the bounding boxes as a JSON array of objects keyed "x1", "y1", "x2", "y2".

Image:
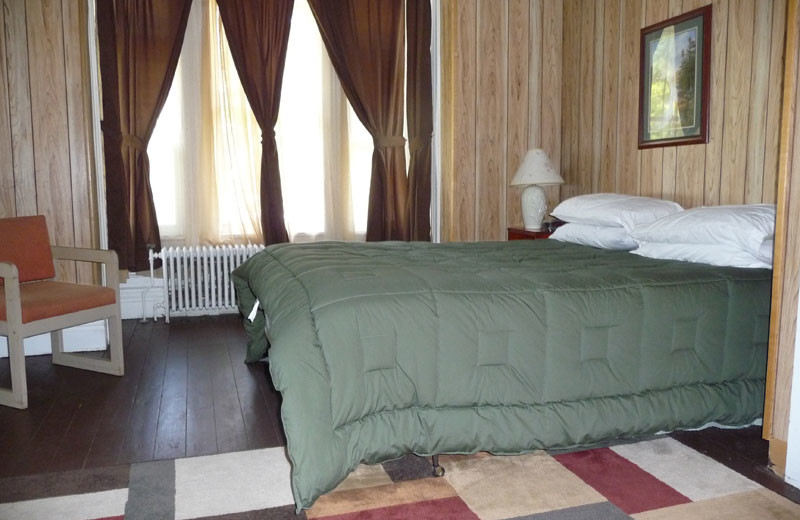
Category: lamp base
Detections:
[{"x1": 520, "y1": 185, "x2": 548, "y2": 231}]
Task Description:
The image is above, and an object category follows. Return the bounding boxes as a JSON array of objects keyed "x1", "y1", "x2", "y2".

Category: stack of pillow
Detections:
[
  {"x1": 629, "y1": 204, "x2": 775, "y2": 268},
  {"x1": 548, "y1": 193, "x2": 776, "y2": 269},
  {"x1": 549, "y1": 194, "x2": 683, "y2": 251}
]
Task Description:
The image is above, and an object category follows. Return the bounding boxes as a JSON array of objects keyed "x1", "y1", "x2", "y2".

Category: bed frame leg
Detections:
[{"x1": 431, "y1": 455, "x2": 445, "y2": 477}]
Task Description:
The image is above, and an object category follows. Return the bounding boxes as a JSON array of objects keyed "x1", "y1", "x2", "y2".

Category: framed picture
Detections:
[{"x1": 638, "y1": 5, "x2": 712, "y2": 149}]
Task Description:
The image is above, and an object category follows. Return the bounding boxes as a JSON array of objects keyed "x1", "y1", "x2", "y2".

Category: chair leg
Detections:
[
  {"x1": 51, "y1": 329, "x2": 64, "y2": 355},
  {"x1": 51, "y1": 315, "x2": 124, "y2": 376},
  {"x1": 0, "y1": 330, "x2": 28, "y2": 409},
  {"x1": 51, "y1": 329, "x2": 73, "y2": 369},
  {"x1": 108, "y1": 313, "x2": 124, "y2": 376}
]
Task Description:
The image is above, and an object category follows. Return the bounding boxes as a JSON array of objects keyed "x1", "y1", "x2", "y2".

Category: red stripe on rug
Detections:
[
  {"x1": 313, "y1": 496, "x2": 479, "y2": 520},
  {"x1": 555, "y1": 447, "x2": 691, "y2": 514}
]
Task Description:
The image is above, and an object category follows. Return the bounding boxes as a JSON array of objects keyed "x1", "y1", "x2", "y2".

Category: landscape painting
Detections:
[{"x1": 639, "y1": 6, "x2": 711, "y2": 148}]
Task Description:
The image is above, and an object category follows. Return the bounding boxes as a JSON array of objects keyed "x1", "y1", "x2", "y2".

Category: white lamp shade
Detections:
[{"x1": 510, "y1": 149, "x2": 564, "y2": 187}]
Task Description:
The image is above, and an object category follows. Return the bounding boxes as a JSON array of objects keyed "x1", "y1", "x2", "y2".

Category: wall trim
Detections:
[
  {"x1": 1, "y1": 272, "x2": 167, "y2": 357},
  {"x1": 86, "y1": 0, "x2": 108, "y2": 252},
  {"x1": 785, "y1": 260, "x2": 800, "y2": 486},
  {"x1": 431, "y1": 0, "x2": 442, "y2": 243}
]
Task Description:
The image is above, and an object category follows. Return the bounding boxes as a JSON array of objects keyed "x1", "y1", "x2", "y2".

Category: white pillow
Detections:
[
  {"x1": 549, "y1": 223, "x2": 638, "y2": 250},
  {"x1": 757, "y1": 238, "x2": 775, "y2": 265},
  {"x1": 631, "y1": 242, "x2": 772, "y2": 269},
  {"x1": 551, "y1": 193, "x2": 683, "y2": 232},
  {"x1": 630, "y1": 204, "x2": 775, "y2": 259}
]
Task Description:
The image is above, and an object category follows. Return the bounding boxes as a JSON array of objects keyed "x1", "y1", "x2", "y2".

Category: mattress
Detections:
[{"x1": 232, "y1": 240, "x2": 771, "y2": 511}]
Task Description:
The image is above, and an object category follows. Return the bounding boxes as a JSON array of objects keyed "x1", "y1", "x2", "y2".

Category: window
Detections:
[{"x1": 149, "y1": 0, "x2": 374, "y2": 245}]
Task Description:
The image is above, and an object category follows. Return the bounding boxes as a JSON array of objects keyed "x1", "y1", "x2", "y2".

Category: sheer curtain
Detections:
[
  {"x1": 204, "y1": 0, "x2": 264, "y2": 243},
  {"x1": 149, "y1": 0, "x2": 371, "y2": 246}
]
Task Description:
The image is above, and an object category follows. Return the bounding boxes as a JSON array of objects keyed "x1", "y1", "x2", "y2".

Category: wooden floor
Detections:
[
  {"x1": 673, "y1": 426, "x2": 800, "y2": 503},
  {"x1": 0, "y1": 315, "x2": 283, "y2": 478},
  {"x1": 0, "y1": 315, "x2": 799, "y2": 506}
]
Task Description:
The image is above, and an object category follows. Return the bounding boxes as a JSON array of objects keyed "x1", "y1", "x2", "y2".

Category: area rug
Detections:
[{"x1": 1, "y1": 436, "x2": 799, "y2": 519}]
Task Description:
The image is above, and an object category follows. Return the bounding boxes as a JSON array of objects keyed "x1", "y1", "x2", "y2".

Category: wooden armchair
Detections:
[{"x1": 0, "y1": 216, "x2": 124, "y2": 409}]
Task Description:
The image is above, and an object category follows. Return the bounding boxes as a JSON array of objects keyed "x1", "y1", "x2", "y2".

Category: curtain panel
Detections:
[
  {"x1": 98, "y1": 0, "x2": 192, "y2": 272},
  {"x1": 308, "y1": 0, "x2": 408, "y2": 241},
  {"x1": 96, "y1": 2, "x2": 129, "y2": 267},
  {"x1": 406, "y1": 0, "x2": 433, "y2": 241},
  {"x1": 216, "y1": 0, "x2": 294, "y2": 245}
]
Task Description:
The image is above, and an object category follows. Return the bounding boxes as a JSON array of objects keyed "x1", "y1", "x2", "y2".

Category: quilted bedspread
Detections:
[{"x1": 232, "y1": 240, "x2": 771, "y2": 511}]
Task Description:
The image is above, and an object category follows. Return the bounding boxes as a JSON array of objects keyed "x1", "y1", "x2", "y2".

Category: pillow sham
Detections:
[
  {"x1": 551, "y1": 193, "x2": 683, "y2": 231},
  {"x1": 549, "y1": 223, "x2": 638, "y2": 250},
  {"x1": 630, "y1": 204, "x2": 775, "y2": 259},
  {"x1": 631, "y1": 242, "x2": 772, "y2": 269}
]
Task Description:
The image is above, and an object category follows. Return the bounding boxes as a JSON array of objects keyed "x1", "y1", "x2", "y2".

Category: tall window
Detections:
[{"x1": 149, "y1": 0, "x2": 374, "y2": 245}]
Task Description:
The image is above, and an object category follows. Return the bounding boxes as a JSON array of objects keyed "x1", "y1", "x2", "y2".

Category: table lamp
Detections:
[{"x1": 510, "y1": 149, "x2": 564, "y2": 231}]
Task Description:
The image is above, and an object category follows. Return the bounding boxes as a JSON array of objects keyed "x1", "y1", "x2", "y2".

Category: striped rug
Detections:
[{"x1": 1, "y1": 436, "x2": 798, "y2": 519}]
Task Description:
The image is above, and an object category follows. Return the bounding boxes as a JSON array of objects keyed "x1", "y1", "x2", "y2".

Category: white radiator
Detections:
[{"x1": 149, "y1": 244, "x2": 265, "y2": 322}]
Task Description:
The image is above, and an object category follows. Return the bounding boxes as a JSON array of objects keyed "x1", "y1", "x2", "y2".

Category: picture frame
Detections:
[{"x1": 638, "y1": 5, "x2": 712, "y2": 149}]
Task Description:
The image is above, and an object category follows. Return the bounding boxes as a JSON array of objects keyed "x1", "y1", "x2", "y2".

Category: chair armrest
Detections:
[
  {"x1": 50, "y1": 246, "x2": 120, "y2": 290},
  {"x1": 51, "y1": 246, "x2": 118, "y2": 267},
  {"x1": 0, "y1": 261, "x2": 22, "y2": 325},
  {"x1": 0, "y1": 261, "x2": 19, "y2": 281}
]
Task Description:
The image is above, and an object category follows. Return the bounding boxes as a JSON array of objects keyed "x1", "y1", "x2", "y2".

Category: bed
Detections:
[{"x1": 232, "y1": 239, "x2": 771, "y2": 511}]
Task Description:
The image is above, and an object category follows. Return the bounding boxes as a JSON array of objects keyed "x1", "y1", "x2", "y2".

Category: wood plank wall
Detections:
[
  {"x1": 0, "y1": 0, "x2": 98, "y2": 282},
  {"x1": 557, "y1": 0, "x2": 786, "y2": 207},
  {"x1": 441, "y1": 0, "x2": 786, "y2": 241},
  {"x1": 440, "y1": 0, "x2": 563, "y2": 242}
]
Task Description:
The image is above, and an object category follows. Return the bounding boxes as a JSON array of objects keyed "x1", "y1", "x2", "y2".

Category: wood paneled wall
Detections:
[
  {"x1": 0, "y1": 0, "x2": 98, "y2": 282},
  {"x1": 440, "y1": 0, "x2": 786, "y2": 242},
  {"x1": 440, "y1": 0, "x2": 563, "y2": 242},
  {"x1": 561, "y1": 0, "x2": 785, "y2": 208}
]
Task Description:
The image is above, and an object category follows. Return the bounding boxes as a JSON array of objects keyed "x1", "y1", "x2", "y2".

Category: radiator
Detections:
[{"x1": 149, "y1": 244, "x2": 265, "y2": 322}]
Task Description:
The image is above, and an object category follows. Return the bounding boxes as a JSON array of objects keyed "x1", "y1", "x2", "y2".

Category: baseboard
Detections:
[
  {"x1": 0, "y1": 274, "x2": 160, "y2": 357},
  {"x1": 120, "y1": 273, "x2": 166, "y2": 320},
  {"x1": 0, "y1": 320, "x2": 107, "y2": 358}
]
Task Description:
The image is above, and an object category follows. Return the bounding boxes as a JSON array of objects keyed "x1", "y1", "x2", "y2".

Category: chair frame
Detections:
[{"x1": 0, "y1": 246, "x2": 124, "y2": 409}]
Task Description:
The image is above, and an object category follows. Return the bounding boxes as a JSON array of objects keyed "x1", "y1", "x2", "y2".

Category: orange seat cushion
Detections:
[
  {"x1": 0, "y1": 281, "x2": 116, "y2": 324},
  {"x1": 0, "y1": 216, "x2": 55, "y2": 283}
]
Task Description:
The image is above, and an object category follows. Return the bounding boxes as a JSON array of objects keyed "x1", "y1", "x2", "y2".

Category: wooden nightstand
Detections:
[
  {"x1": 508, "y1": 219, "x2": 565, "y2": 240},
  {"x1": 507, "y1": 227, "x2": 553, "y2": 240}
]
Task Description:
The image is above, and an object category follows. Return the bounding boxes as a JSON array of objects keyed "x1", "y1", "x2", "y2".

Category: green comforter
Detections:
[{"x1": 232, "y1": 240, "x2": 770, "y2": 511}]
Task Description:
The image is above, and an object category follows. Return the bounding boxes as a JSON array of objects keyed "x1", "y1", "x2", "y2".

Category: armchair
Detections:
[{"x1": 0, "y1": 216, "x2": 124, "y2": 409}]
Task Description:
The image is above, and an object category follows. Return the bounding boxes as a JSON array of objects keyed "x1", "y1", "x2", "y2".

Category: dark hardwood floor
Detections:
[
  {"x1": 0, "y1": 315, "x2": 283, "y2": 478},
  {"x1": 672, "y1": 426, "x2": 800, "y2": 504},
  {"x1": 0, "y1": 315, "x2": 798, "y2": 506}
]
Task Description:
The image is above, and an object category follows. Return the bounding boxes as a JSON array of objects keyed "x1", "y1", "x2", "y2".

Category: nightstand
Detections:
[
  {"x1": 508, "y1": 219, "x2": 565, "y2": 240},
  {"x1": 507, "y1": 227, "x2": 553, "y2": 240}
]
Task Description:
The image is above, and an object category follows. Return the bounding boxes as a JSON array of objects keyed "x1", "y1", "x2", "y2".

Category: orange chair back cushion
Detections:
[{"x1": 0, "y1": 216, "x2": 55, "y2": 283}]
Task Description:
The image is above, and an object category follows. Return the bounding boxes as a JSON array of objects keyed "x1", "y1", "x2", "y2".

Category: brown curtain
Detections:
[
  {"x1": 406, "y1": 0, "x2": 433, "y2": 241},
  {"x1": 216, "y1": 0, "x2": 293, "y2": 245},
  {"x1": 309, "y1": 0, "x2": 408, "y2": 241},
  {"x1": 98, "y1": 0, "x2": 192, "y2": 271},
  {"x1": 97, "y1": 2, "x2": 129, "y2": 268}
]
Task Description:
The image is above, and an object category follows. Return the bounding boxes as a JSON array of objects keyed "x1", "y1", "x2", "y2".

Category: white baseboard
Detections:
[
  {"x1": 120, "y1": 273, "x2": 166, "y2": 320},
  {"x1": 0, "y1": 275, "x2": 165, "y2": 358},
  {"x1": 0, "y1": 320, "x2": 107, "y2": 358}
]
